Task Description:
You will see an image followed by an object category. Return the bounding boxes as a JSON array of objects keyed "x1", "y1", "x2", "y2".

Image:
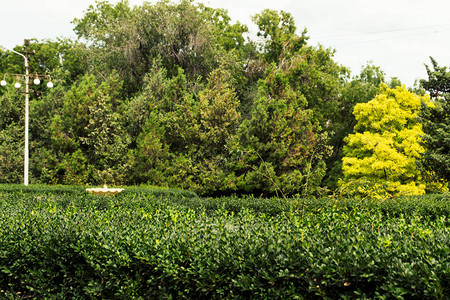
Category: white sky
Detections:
[{"x1": 1, "y1": 0, "x2": 450, "y2": 87}]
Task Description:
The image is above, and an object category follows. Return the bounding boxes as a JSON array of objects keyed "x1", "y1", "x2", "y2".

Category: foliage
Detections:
[
  {"x1": 126, "y1": 65, "x2": 241, "y2": 194},
  {"x1": 31, "y1": 73, "x2": 130, "y2": 185},
  {"x1": 324, "y1": 62, "x2": 386, "y2": 189},
  {"x1": 2, "y1": 0, "x2": 446, "y2": 197},
  {"x1": 0, "y1": 184, "x2": 197, "y2": 198},
  {"x1": 192, "y1": 68, "x2": 242, "y2": 194},
  {"x1": 340, "y1": 84, "x2": 434, "y2": 198},
  {"x1": 0, "y1": 86, "x2": 24, "y2": 130},
  {"x1": 234, "y1": 41, "x2": 343, "y2": 196},
  {"x1": 201, "y1": 6, "x2": 249, "y2": 52},
  {"x1": 252, "y1": 9, "x2": 308, "y2": 64},
  {"x1": 0, "y1": 125, "x2": 23, "y2": 183},
  {"x1": 418, "y1": 57, "x2": 450, "y2": 187},
  {"x1": 72, "y1": 0, "x2": 246, "y2": 97},
  {"x1": 0, "y1": 1, "x2": 344, "y2": 194},
  {"x1": 0, "y1": 84, "x2": 26, "y2": 184},
  {"x1": 0, "y1": 38, "x2": 86, "y2": 89},
  {"x1": 0, "y1": 188, "x2": 448, "y2": 298}
]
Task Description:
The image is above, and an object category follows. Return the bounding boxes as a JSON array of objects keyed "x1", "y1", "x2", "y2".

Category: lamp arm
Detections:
[{"x1": 0, "y1": 45, "x2": 28, "y2": 71}]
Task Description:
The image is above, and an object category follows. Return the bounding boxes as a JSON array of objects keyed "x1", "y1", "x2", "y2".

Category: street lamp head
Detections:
[
  {"x1": 14, "y1": 82, "x2": 21, "y2": 89},
  {"x1": 33, "y1": 78, "x2": 40, "y2": 85},
  {"x1": 0, "y1": 80, "x2": 6, "y2": 87},
  {"x1": 47, "y1": 81, "x2": 53, "y2": 88}
]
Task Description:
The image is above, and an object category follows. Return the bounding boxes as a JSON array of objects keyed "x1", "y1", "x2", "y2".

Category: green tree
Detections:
[
  {"x1": 418, "y1": 58, "x2": 450, "y2": 187},
  {"x1": 336, "y1": 62, "x2": 385, "y2": 135},
  {"x1": 235, "y1": 51, "x2": 331, "y2": 196},
  {"x1": 0, "y1": 39, "x2": 84, "y2": 184},
  {"x1": 193, "y1": 68, "x2": 241, "y2": 194},
  {"x1": 340, "y1": 84, "x2": 434, "y2": 198},
  {"x1": 0, "y1": 84, "x2": 24, "y2": 131},
  {"x1": 201, "y1": 6, "x2": 249, "y2": 52},
  {"x1": 259, "y1": 42, "x2": 347, "y2": 193},
  {"x1": 295, "y1": 45, "x2": 346, "y2": 133},
  {"x1": 73, "y1": 0, "x2": 246, "y2": 97},
  {"x1": 127, "y1": 111, "x2": 170, "y2": 185},
  {"x1": 324, "y1": 62, "x2": 385, "y2": 189},
  {"x1": 125, "y1": 64, "x2": 197, "y2": 187},
  {"x1": 38, "y1": 73, "x2": 129, "y2": 185},
  {"x1": 252, "y1": 9, "x2": 308, "y2": 63},
  {"x1": 127, "y1": 66, "x2": 241, "y2": 194},
  {"x1": 197, "y1": 69, "x2": 240, "y2": 154},
  {"x1": 0, "y1": 124, "x2": 23, "y2": 183}
]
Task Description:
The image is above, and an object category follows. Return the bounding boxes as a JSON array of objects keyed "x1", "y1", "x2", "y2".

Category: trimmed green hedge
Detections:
[
  {"x1": 0, "y1": 189, "x2": 448, "y2": 298},
  {"x1": 155, "y1": 193, "x2": 450, "y2": 220},
  {"x1": 0, "y1": 184, "x2": 86, "y2": 194},
  {"x1": 0, "y1": 184, "x2": 198, "y2": 198}
]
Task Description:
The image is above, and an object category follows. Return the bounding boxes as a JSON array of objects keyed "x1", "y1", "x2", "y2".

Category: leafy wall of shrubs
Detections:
[
  {"x1": 0, "y1": 184, "x2": 197, "y2": 198},
  {"x1": 0, "y1": 188, "x2": 448, "y2": 299}
]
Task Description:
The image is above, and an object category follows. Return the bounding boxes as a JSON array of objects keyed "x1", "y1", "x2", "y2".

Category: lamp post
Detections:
[{"x1": 0, "y1": 39, "x2": 54, "y2": 186}]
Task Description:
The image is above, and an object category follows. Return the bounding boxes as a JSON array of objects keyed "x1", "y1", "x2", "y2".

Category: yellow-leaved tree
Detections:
[{"x1": 339, "y1": 84, "x2": 432, "y2": 199}]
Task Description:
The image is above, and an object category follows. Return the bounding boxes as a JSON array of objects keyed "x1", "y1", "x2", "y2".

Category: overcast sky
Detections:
[{"x1": 1, "y1": 0, "x2": 450, "y2": 87}]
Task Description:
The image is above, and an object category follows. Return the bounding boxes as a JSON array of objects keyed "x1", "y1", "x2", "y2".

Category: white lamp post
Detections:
[{"x1": 0, "y1": 39, "x2": 54, "y2": 186}]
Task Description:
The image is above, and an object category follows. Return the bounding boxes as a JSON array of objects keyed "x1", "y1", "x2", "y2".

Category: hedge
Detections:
[{"x1": 0, "y1": 189, "x2": 448, "y2": 298}]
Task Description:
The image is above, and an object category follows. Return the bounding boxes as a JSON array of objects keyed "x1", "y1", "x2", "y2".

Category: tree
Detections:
[
  {"x1": 418, "y1": 58, "x2": 450, "y2": 187},
  {"x1": 0, "y1": 39, "x2": 87, "y2": 184},
  {"x1": 35, "y1": 73, "x2": 129, "y2": 185},
  {"x1": 193, "y1": 68, "x2": 241, "y2": 194},
  {"x1": 0, "y1": 124, "x2": 23, "y2": 183},
  {"x1": 252, "y1": 9, "x2": 308, "y2": 63},
  {"x1": 235, "y1": 50, "x2": 331, "y2": 196},
  {"x1": 324, "y1": 62, "x2": 385, "y2": 190},
  {"x1": 201, "y1": 6, "x2": 249, "y2": 52},
  {"x1": 0, "y1": 84, "x2": 24, "y2": 131},
  {"x1": 72, "y1": 0, "x2": 247, "y2": 97},
  {"x1": 128, "y1": 66, "x2": 201, "y2": 188},
  {"x1": 340, "y1": 84, "x2": 434, "y2": 198},
  {"x1": 127, "y1": 65, "x2": 241, "y2": 194}
]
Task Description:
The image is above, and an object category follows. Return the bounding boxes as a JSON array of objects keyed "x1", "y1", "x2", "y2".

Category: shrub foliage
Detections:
[{"x1": 0, "y1": 186, "x2": 448, "y2": 299}]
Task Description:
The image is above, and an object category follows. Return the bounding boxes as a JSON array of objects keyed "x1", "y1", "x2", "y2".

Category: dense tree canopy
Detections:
[
  {"x1": 72, "y1": 0, "x2": 249, "y2": 97},
  {"x1": 339, "y1": 84, "x2": 442, "y2": 198},
  {"x1": 323, "y1": 62, "x2": 385, "y2": 189},
  {"x1": 418, "y1": 58, "x2": 450, "y2": 186},
  {"x1": 0, "y1": 0, "x2": 448, "y2": 196}
]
